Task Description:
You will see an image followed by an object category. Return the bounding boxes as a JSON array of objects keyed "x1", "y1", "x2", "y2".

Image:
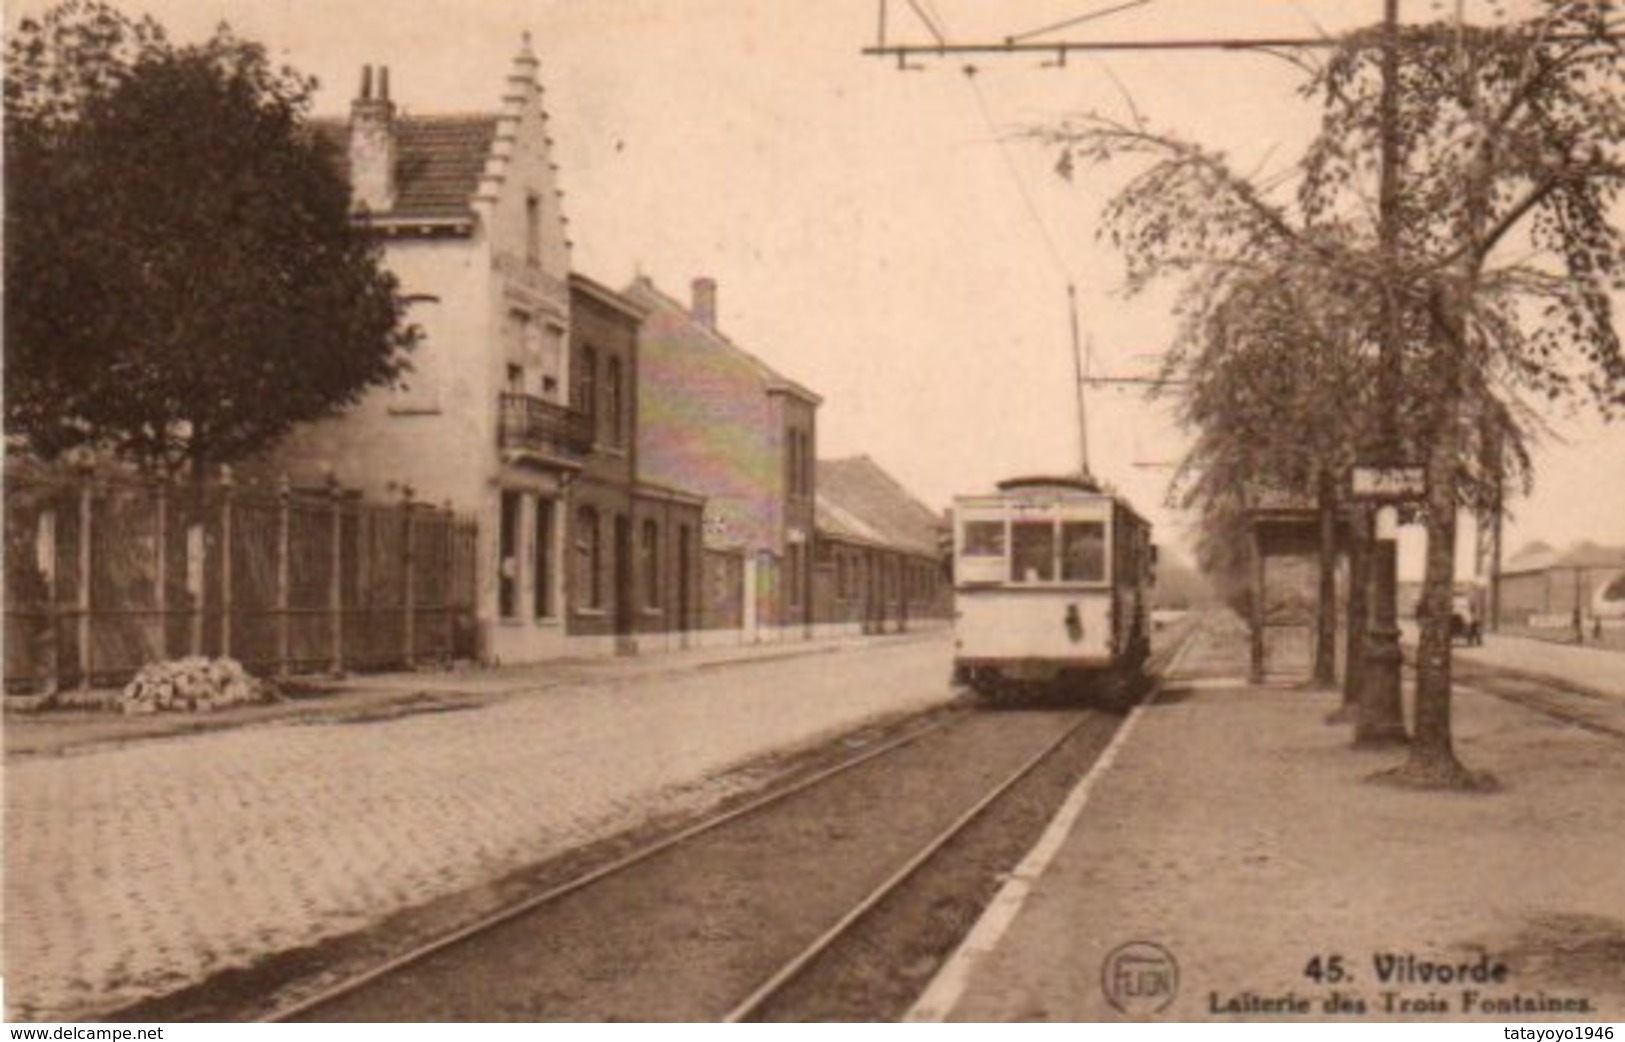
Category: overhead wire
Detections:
[
  {"x1": 931, "y1": 1, "x2": 1104, "y2": 476},
  {"x1": 962, "y1": 74, "x2": 1074, "y2": 283}
]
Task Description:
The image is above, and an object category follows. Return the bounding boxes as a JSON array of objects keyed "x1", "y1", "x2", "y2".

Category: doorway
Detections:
[{"x1": 614, "y1": 514, "x2": 634, "y2": 651}]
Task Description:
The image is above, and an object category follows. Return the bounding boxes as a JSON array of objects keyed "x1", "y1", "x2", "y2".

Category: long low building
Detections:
[
  {"x1": 813, "y1": 456, "x2": 951, "y2": 637},
  {"x1": 1498, "y1": 540, "x2": 1625, "y2": 627}
]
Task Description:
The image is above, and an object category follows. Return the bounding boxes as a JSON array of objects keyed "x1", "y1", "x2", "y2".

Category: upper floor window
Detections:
[
  {"x1": 576, "y1": 346, "x2": 598, "y2": 427},
  {"x1": 539, "y1": 324, "x2": 565, "y2": 401},
  {"x1": 525, "y1": 194, "x2": 542, "y2": 266},
  {"x1": 605, "y1": 356, "x2": 625, "y2": 448},
  {"x1": 390, "y1": 295, "x2": 441, "y2": 414},
  {"x1": 787, "y1": 430, "x2": 810, "y2": 497}
]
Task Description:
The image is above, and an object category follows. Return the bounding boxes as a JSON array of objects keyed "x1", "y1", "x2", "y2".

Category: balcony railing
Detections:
[{"x1": 498, "y1": 393, "x2": 594, "y2": 463}]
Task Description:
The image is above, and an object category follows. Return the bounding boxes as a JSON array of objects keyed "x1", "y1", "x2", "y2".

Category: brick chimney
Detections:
[
  {"x1": 691, "y1": 277, "x2": 717, "y2": 330},
  {"x1": 349, "y1": 64, "x2": 396, "y2": 213}
]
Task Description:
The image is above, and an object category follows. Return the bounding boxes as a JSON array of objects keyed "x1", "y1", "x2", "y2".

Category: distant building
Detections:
[
  {"x1": 814, "y1": 456, "x2": 951, "y2": 636},
  {"x1": 1499, "y1": 540, "x2": 1625, "y2": 626},
  {"x1": 624, "y1": 277, "x2": 821, "y2": 644}
]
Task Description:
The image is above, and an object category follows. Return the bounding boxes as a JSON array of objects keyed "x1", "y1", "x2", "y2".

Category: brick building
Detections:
[
  {"x1": 623, "y1": 277, "x2": 821, "y2": 644},
  {"x1": 564, "y1": 275, "x2": 704, "y2": 655}
]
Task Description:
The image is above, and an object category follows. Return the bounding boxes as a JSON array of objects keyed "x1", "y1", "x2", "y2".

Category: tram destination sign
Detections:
[{"x1": 1350, "y1": 464, "x2": 1426, "y2": 501}]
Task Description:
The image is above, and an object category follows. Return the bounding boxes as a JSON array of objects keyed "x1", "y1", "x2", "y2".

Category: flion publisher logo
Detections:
[{"x1": 1102, "y1": 941, "x2": 1180, "y2": 1015}]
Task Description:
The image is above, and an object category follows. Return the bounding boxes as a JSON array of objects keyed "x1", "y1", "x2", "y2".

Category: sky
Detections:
[{"x1": 13, "y1": 0, "x2": 1624, "y2": 573}]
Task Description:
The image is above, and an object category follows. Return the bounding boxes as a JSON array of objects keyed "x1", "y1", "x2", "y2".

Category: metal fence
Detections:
[{"x1": 4, "y1": 467, "x2": 479, "y2": 695}]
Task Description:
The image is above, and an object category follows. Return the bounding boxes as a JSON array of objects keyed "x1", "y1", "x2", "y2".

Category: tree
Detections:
[
  {"x1": 1039, "y1": 2, "x2": 1609, "y2": 786},
  {"x1": 1171, "y1": 260, "x2": 1378, "y2": 692},
  {"x1": 1295, "y1": 4, "x2": 1623, "y2": 786},
  {"x1": 4, "y1": 2, "x2": 414, "y2": 480}
]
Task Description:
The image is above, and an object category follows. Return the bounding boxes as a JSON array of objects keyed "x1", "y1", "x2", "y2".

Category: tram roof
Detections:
[
  {"x1": 994, "y1": 474, "x2": 1105, "y2": 494},
  {"x1": 966, "y1": 474, "x2": 1153, "y2": 531}
]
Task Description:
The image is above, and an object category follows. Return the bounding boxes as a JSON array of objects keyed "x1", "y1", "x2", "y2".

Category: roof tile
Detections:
[{"x1": 313, "y1": 114, "x2": 497, "y2": 221}]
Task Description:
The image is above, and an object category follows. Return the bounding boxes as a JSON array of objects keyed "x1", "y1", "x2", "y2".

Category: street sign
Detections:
[{"x1": 1351, "y1": 464, "x2": 1426, "y2": 501}]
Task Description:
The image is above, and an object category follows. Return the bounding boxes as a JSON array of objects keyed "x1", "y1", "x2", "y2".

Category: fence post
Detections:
[
  {"x1": 153, "y1": 479, "x2": 168, "y2": 662},
  {"x1": 77, "y1": 468, "x2": 94, "y2": 691},
  {"x1": 329, "y1": 473, "x2": 345, "y2": 676},
  {"x1": 220, "y1": 464, "x2": 234, "y2": 660},
  {"x1": 276, "y1": 474, "x2": 292, "y2": 677},
  {"x1": 402, "y1": 484, "x2": 416, "y2": 668},
  {"x1": 188, "y1": 514, "x2": 204, "y2": 657}
]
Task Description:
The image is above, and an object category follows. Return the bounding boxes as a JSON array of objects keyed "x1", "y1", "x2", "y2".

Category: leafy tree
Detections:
[
  {"x1": 1038, "y1": 2, "x2": 1607, "y2": 786},
  {"x1": 1302, "y1": 4, "x2": 1623, "y2": 785},
  {"x1": 1169, "y1": 260, "x2": 1377, "y2": 692},
  {"x1": 5, "y1": 2, "x2": 414, "y2": 480}
]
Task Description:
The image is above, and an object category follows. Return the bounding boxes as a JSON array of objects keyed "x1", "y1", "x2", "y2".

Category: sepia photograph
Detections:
[{"x1": 3, "y1": 0, "x2": 1624, "y2": 1028}]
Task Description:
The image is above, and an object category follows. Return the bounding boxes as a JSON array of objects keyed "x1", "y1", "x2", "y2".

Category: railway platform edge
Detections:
[{"x1": 917, "y1": 633, "x2": 1625, "y2": 1023}]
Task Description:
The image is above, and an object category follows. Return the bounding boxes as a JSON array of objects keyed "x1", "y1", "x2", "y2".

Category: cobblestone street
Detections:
[{"x1": 3, "y1": 636, "x2": 955, "y2": 1020}]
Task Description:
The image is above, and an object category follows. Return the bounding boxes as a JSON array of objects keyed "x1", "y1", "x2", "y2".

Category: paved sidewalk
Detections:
[
  {"x1": 4, "y1": 628, "x2": 944, "y2": 760},
  {"x1": 3, "y1": 630, "x2": 954, "y2": 1021},
  {"x1": 930, "y1": 621, "x2": 1625, "y2": 1023}
]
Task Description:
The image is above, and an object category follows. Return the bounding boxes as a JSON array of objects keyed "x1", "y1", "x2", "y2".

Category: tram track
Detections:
[
  {"x1": 1450, "y1": 669, "x2": 1625, "y2": 741},
  {"x1": 242, "y1": 626, "x2": 1196, "y2": 1022},
  {"x1": 733, "y1": 621, "x2": 1198, "y2": 1022},
  {"x1": 1394, "y1": 646, "x2": 1624, "y2": 741}
]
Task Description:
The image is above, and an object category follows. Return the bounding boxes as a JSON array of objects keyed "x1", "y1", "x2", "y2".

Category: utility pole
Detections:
[
  {"x1": 1068, "y1": 284, "x2": 1093, "y2": 481},
  {"x1": 1355, "y1": 0, "x2": 1410, "y2": 748}
]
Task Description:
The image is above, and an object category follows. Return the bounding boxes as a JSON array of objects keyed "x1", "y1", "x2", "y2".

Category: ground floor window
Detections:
[
  {"x1": 641, "y1": 519, "x2": 661, "y2": 609},
  {"x1": 786, "y1": 543, "x2": 804, "y2": 613},
  {"x1": 576, "y1": 506, "x2": 602, "y2": 609},
  {"x1": 499, "y1": 491, "x2": 521, "y2": 619},
  {"x1": 533, "y1": 496, "x2": 555, "y2": 619}
]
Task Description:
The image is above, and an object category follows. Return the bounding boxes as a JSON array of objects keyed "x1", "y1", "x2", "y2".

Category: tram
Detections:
[{"x1": 951, "y1": 474, "x2": 1156, "y2": 702}]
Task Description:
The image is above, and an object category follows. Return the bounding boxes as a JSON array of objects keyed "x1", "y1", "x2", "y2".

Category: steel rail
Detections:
[
  {"x1": 260, "y1": 704, "x2": 969, "y2": 1023},
  {"x1": 1454, "y1": 679, "x2": 1624, "y2": 742},
  {"x1": 1400, "y1": 658, "x2": 1624, "y2": 742},
  {"x1": 721, "y1": 709, "x2": 1102, "y2": 1023},
  {"x1": 724, "y1": 626, "x2": 1199, "y2": 1022}
]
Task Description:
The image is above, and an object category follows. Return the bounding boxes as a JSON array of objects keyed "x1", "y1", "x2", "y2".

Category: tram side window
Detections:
[
  {"x1": 962, "y1": 521, "x2": 1005, "y2": 557},
  {"x1": 1011, "y1": 521, "x2": 1057, "y2": 583},
  {"x1": 1061, "y1": 521, "x2": 1106, "y2": 582}
]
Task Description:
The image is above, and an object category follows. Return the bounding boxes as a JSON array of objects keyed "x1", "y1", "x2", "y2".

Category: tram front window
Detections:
[
  {"x1": 1061, "y1": 521, "x2": 1106, "y2": 582},
  {"x1": 1011, "y1": 521, "x2": 1056, "y2": 583},
  {"x1": 963, "y1": 520, "x2": 1005, "y2": 557}
]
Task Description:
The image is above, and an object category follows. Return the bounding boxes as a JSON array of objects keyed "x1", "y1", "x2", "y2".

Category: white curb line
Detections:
[{"x1": 902, "y1": 636, "x2": 1201, "y2": 1023}]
